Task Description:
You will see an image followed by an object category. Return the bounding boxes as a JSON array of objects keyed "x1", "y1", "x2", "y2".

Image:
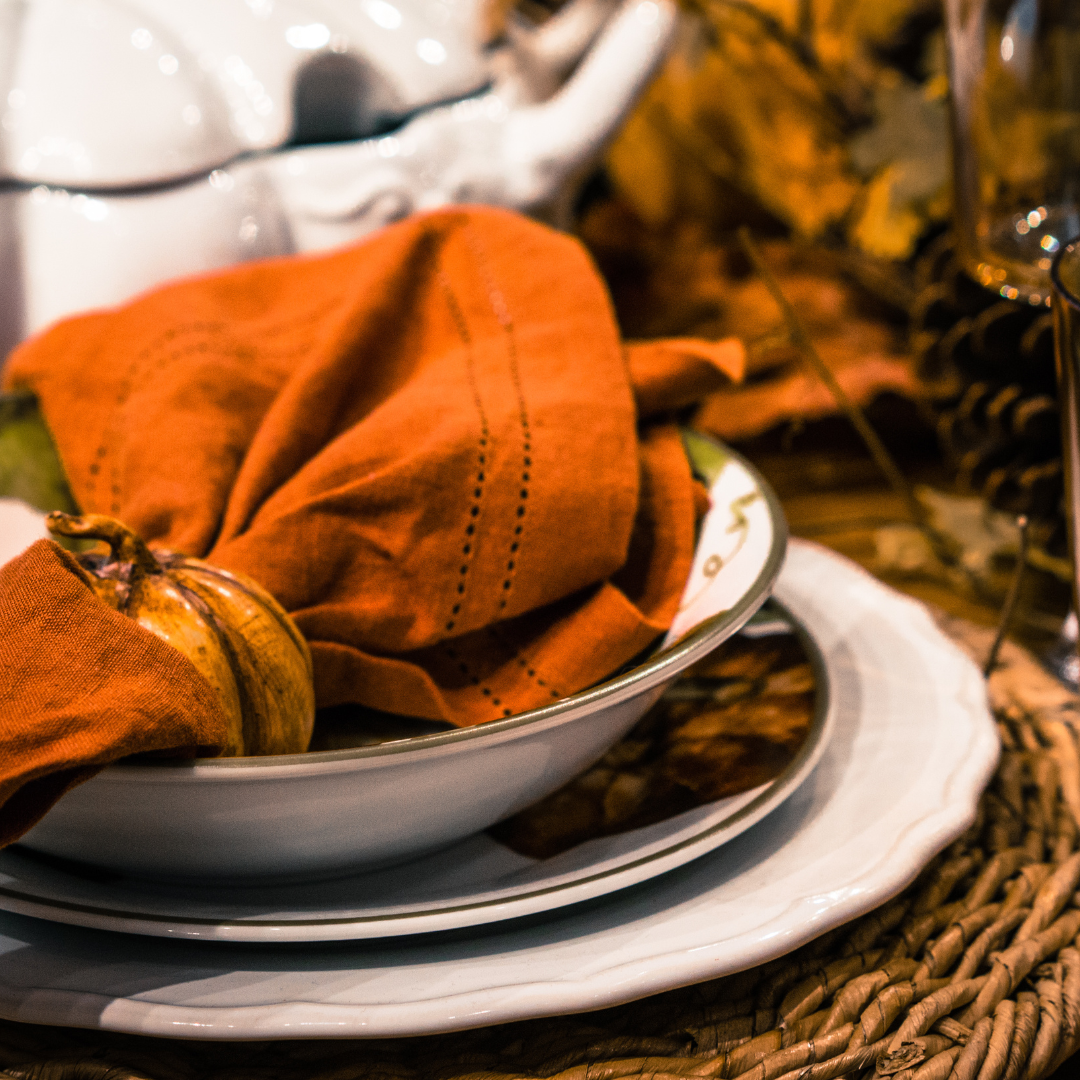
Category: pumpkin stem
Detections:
[{"x1": 46, "y1": 512, "x2": 161, "y2": 577}]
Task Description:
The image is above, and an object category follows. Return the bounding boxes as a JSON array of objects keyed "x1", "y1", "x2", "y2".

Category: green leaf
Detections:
[
  {"x1": 681, "y1": 427, "x2": 730, "y2": 487},
  {"x1": 0, "y1": 391, "x2": 78, "y2": 515}
]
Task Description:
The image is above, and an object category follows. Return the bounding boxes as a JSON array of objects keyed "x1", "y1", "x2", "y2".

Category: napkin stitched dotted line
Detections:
[
  {"x1": 437, "y1": 270, "x2": 488, "y2": 639},
  {"x1": 89, "y1": 321, "x2": 224, "y2": 514},
  {"x1": 473, "y1": 228, "x2": 572, "y2": 710},
  {"x1": 466, "y1": 226, "x2": 532, "y2": 620},
  {"x1": 435, "y1": 233, "x2": 562, "y2": 719},
  {"x1": 467, "y1": 229, "x2": 560, "y2": 703},
  {"x1": 492, "y1": 626, "x2": 563, "y2": 702},
  {"x1": 437, "y1": 268, "x2": 508, "y2": 714},
  {"x1": 88, "y1": 298, "x2": 344, "y2": 518}
]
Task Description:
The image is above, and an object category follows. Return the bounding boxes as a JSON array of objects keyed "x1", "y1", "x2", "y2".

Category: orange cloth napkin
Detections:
[
  {"x1": 0, "y1": 206, "x2": 741, "y2": 842},
  {"x1": 0, "y1": 541, "x2": 225, "y2": 847}
]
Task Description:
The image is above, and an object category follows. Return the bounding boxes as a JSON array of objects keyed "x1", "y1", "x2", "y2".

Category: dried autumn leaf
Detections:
[
  {"x1": 912, "y1": 485, "x2": 1022, "y2": 576},
  {"x1": 606, "y1": 3, "x2": 862, "y2": 240},
  {"x1": 602, "y1": 0, "x2": 948, "y2": 257},
  {"x1": 847, "y1": 76, "x2": 951, "y2": 258},
  {"x1": 657, "y1": 240, "x2": 926, "y2": 440},
  {"x1": 850, "y1": 164, "x2": 931, "y2": 259},
  {"x1": 491, "y1": 631, "x2": 814, "y2": 858},
  {"x1": 606, "y1": 105, "x2": 681, "y2": 227}
]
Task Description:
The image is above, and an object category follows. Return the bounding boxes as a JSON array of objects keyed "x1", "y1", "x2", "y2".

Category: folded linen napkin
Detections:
[
  {"x1": 0, "y1": 206, "x2": 741, "y2": 844},
  {"x1": 0, "y1": 542, "x2": 224, "y2": 846}
]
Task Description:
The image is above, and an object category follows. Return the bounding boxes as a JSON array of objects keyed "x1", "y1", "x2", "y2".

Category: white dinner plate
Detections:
[{"x1": 0, "y1": 540, "x2": 998, "y2": 1040}]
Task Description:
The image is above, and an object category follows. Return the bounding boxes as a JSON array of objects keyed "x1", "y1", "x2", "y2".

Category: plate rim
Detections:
[{"x1": 0, "y1": 598, "x2": 831, "y2": 941}]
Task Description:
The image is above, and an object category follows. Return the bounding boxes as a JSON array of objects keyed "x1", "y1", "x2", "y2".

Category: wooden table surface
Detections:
[{"x1": 746, "y1": 427, "x2": 1068, "y2": 648}]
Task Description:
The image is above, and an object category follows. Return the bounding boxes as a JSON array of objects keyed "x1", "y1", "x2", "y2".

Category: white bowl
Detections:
[{"x1": 15, "y1": 434, "x2": 786, "y2": 881}]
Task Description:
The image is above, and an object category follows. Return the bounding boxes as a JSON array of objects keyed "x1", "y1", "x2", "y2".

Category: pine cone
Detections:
[{"x1": 912, "y1": 235, "x2": 1064, "y2": 544}]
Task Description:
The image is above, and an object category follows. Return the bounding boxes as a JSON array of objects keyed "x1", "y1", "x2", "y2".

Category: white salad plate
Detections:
[
  {"x1": 0, "y1": 602, "x2": 829, "y2": 943},
  {"x1": 0, "y1": 540, "x2": 998, "y2": 1040}
]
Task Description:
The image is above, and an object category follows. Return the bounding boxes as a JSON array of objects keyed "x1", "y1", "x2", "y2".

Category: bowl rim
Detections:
[{"x1": 108, "y1": 433, "x2": 787, "y2": 774}]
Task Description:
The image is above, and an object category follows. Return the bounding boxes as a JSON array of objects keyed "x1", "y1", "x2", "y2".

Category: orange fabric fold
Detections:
[
  {"x1": 3, "y1": 207, "x2": 740, "y2": 737},
  {"x1": 0, "y1": 541, "x2": 226, "y2": 844},
  {"x1": 626, "y1": 338, "x2": 745, "y2": 415}
]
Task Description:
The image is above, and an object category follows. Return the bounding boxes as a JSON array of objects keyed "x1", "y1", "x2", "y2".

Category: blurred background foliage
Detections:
[
  {"x1": 602, "y1": 0, "x2": 949, "y2": 260},
  {"x1": 572, "y1": 0, "x2": 950, "y2": 443},
  {"x1": 569, "y1": 0, "x2": 1073, "y2": 638}
]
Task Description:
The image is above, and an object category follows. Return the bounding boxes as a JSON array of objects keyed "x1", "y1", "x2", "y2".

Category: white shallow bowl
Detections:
[{"x1": 14, "y1": 434, "x2": 786, "y2": 881}]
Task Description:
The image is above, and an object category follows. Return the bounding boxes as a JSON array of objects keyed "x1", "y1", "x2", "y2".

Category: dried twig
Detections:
[
  {"x1": 736, "y1": 227, "x2": 924, "y2": 526},
  {"x1": 984, "y1": 515, "x2": 1031, "y2": 678}
]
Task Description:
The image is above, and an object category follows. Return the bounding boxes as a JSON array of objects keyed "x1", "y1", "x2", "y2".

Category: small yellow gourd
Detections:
[{"x1": 47, "y1": 512, "x2": 315, "y2": 757}]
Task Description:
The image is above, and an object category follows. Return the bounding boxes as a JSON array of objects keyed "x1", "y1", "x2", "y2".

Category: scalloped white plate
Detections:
[{"x1": 0, "y1": 540, "x2": 997, "y2": 1040}]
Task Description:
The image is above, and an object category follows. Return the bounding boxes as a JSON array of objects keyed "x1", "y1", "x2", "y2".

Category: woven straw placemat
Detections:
[{"x1": 0, "y1": 612, "x2": 1074, "y2": 1080}]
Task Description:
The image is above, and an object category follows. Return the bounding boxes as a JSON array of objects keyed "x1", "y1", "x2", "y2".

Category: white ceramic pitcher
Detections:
[{"x1": 0, "y1": 0, "x2": 674, "y2": 357}]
